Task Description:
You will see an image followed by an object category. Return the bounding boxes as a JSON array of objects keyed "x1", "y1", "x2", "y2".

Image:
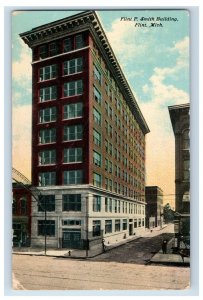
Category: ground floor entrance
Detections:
[
  {"x1": 13, "y1": 222, "x2": 30, "y2": 247},
  {"x1": 62, "y1": 229, "x2": 82, "y2": 249}
]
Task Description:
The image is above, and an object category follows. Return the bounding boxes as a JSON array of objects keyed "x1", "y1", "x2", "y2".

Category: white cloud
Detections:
[
  {"x1": 12, "y1": 38, "x2": 32, "y2": 89},
  {"x1": 137, "y1": 37, "x2": 189, "y2": 204},
  {"x1": 142, "y1": 36, "x2": 189, "y2": 108},
  {"x1": 170, "y1": 36, "x2": 189, "y2": 70},
  {"x1": 106, "y1": 19, "x2": 148, "y2": 65},
  {"x1": 149, "y1": 68, "x2": 189, "y2": 106}
]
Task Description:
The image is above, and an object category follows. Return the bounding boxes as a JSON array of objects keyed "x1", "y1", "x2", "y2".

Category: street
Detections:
[
  {"x1": 12, "y1": 225, "x2": 190, "y2": 290},
  {"x1": 90, "y1": 232, "x2": 174, "y2": 264}
]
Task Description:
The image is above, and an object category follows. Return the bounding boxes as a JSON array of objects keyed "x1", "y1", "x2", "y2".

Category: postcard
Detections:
[{"x1": 11, "y1": 9, "x2": 190, "y2": 292}]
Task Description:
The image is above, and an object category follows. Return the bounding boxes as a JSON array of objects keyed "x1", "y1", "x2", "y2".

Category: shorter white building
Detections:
[{"x1": 31, "y1": 185, "x2": 146, "y2": 254}]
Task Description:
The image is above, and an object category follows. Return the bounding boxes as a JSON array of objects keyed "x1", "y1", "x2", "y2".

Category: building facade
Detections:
[
  {"x1": 12, "y1": 183, "x2": 32, "y2": 247},
  {"x1": 168, "y1": 103, "x2": 190, "y2": 247},
  {"x1": 20, "y1": 11, "x2": 149, "y2": 253},
  {"x1": 145, "y1": 186, "x2": 163, "y2": 229}
]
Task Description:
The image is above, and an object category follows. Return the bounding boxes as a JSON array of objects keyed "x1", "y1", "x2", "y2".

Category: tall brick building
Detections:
[
  {"x1": 20, "y1": 11, "x2": 149, "y2": 253},
  {"x1": 145, "y1": 186, "x2": 163, "y2": 229},
  {"x1": 168, "y1": 103, "x2": 190, "y2": 247}
]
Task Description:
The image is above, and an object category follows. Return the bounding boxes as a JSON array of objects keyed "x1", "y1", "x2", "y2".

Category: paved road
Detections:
[
  {"x1": 12, "y1": 225, "x2": 190, "y2": 290},
  {"x1": 90, "y1": 232, "x2": 174, "y2": 264}
]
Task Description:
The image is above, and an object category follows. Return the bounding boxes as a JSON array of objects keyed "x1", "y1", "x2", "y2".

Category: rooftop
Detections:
[{"x1": 20, "y1": 10, "x2": 150, "y2": 135}]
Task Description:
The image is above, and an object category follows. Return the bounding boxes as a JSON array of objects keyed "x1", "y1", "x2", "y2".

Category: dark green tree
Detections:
[{"x1": 163, "y1": 203, "x2": 175, "y2": 223}]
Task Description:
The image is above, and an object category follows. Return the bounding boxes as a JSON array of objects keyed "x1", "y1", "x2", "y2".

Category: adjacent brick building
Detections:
[
  {"x1": 12, "y1": 183, "x2": 32, "y2": 247},
  {"x1": 145, "y1": 186, "x2": 163, "y2": 229},
  {"x1": 168, "y1": 103, "x2": 190, "y2": 247},
  {"x1": 20, "y1": 11, "x2": 150, "y2": 253}
]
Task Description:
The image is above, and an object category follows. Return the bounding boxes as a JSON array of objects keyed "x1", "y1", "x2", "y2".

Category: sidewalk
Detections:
[
  {"x1": 13, "y1": 233, "x2": 144, "y2": 259},
  {"x1": 149, "y1": 237, "x2": 190, "y2": 266},
  {"x1": 13, "y1": 224, "x2": 186, "y2": 265}
]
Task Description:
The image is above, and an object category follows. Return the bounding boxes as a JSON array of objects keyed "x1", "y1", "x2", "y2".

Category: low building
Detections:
[
  {"x1": 145, "y1": 186, "x2": 163, "y2": 229},
  {"x1": 12, "y1": 182, "x2": 32, "y2": 247}
]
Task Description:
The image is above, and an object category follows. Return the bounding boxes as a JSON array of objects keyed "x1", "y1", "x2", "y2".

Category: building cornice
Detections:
[
  {"x1": 20, "y1": 10, "x2": 150, "y2": 134},
  {"x1": 168, "y1": 103, "x2": 190, "y2": 134}
]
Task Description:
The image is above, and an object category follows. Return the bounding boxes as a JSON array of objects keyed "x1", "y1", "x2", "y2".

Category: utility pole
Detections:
[
  {"x1": 86, "y1": 196, "x2": 89, "y2": 257},
  {"x1": 44, "y1": 196, "x2": 47, "y2": 255}
]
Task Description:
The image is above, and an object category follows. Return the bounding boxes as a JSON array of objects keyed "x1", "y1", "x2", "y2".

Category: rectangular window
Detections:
[
  {"x1": 39, "y1": 86, "x2": 57, "y2": 102},
  {"x1": 39, "y1": 150, "x2": 56, "y2": 165},
  {"x1": 123, "y1": 219, "x2": 127, "y2": 230},
  {"x1": 114, "y1": 200, "x2": 117, "y2": 213},
  {"x1": 93, "y1": 195, "x2": 101, "y2": 212},
  {"x1": 93, "y1": 151, "x2": 101, "y2": 167},
  {"x1": 105, "y1": 82, "x2": 110, "y2": 96},
  {"x1": 64, "y1": 148, "x2": 82, "y2": 163},
  {"x1": 39, "y1": 128, "x2": 56, "y2": 144},
  {"x1": 134, "y1": 219, "x2": 137, "y2": 228},
  {"x1": 94, "y1": 65, "x2": 102, "y2": 84},
  {"x1": 109, "y1": 143, "x2": 113, "y2": 156},
  {"x1": 109, "y1": 125, "x2": 112, "y2": 138},
  {"x1": 105, "y1": 177, "x2": 108, "y2": 190},
  {"x1": 105, "y1": 140, "x2": 108, "y2": 153},
  {"x1": 64, "y1": 80, "x2": 83, "y2": 97},
  {"x1": 183, "y1": 160, "x2": 190, "y2": 180},
  {"x1": 39, "y1": 107, "x2": 56, "y2": 123},
  {"x1": 39, "y1": 45, "x2": 48, "y2": 59},
  {"x1": 39, "y1": 65, "x2": 57, "y2": 81},
  {"x1": 105, "y1": 197, "x2": 108, "y2": 212},
  {"x1": 93, "y1": 129, "x2": 101, "y2": 146},
  {"x1": 105, "y1": 120, "x2": 108, "y2": 134},
  {"x1": 118, "y1": 200, "x2": 120, "y2": 213},
  {"x1": 109, "y1": 179, "x2": 112, "y2": 191},
  {"x1": 38, "y1": 220, "x2": 55, "y2": 236},
  {"x1": 62, "y1": 219, "x2": 81, "y2": 226},
  {"x1": 105, "y1": 159, "x2": 108, "y2": 171},
  {"x1": 115, "y1": 219, "x2": 121, "y2": 232},
  {"x1": 49, "y1": 42, "x2": 58, "y2": 56},
  {"x1": 38, "y1": 195, "x2": 55, "y2": 212},
  {"x1": 64, "y1": 57, "x2": 83, "y2": 75},
  {"x1": 109, "y1": 107, "x2": 112, "y2": 119},
  {"x1": 93, "y1": 172, "x2": 102, "y2": 188},
  {"x1": 63, "y1": 194, "x2": 81, "y2": 211},
  {"x1": 63, "y1": 170, "x2": 83, "y2": 184},
  {"x1": 64, "y1": 37, "x2": 72, "y2": 52},
  {"x1": 109, "y1": 198, "x2": 112, "y2": 212},
  {"x1": 63, "y1": 103, "x2": 83, "y2": 119},
  {"x1": 39, "y1": 172, "x2": 56, "y2": 186},
  {"x1": 64, "y1": 125, "x2": 83, "y2": 141},
  {"x1": 75, "y1": 34, "x2": 85, "y2": 49},
  {"x1": 92, "y1": 220, "x2": 101, "y2": 237},
  {"x1": 114, "y1": 182, "x2": 117, "y2": 193},
  {"x1": 93, "y1": 108, "x2": 101, "y2": 125},
  {"x1": 94, "y1": 86, "x2": 102, "y2": 104},
  {"x1": 105, "y1": 220, "x2": 112, "y2": 234},
  {"x1": 20, "y1": 197, "x2": 27, "y2": 215}
]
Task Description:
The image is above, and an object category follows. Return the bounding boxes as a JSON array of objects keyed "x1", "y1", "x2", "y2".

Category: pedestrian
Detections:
[
  {"x1": 102, "y1": 238, "x2": 106, "y2": 252},
  {"x1": 162, "y1": 239, "x2": 167, "y2": 254}
]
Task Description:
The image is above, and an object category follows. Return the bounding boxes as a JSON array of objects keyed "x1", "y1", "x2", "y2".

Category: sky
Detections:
[{"x1": 12, "y1": 9, "x2": 190, "y2": 208}]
